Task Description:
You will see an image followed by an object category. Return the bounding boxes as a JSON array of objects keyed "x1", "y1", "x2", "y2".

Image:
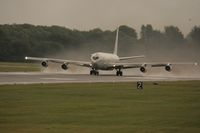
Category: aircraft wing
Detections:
[
  {"x1": 25, "y1": 56, "x2": 92, "y2": 67},
  {"x1": 148, "y1": 62, "x2": 198, "y2": 67},
  {"x1": 110, "y1": 62, "x2": 198, "y2": 69}
]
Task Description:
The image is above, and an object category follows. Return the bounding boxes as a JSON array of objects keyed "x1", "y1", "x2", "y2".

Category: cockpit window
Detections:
[{"x1": 92, "y1": 56, "x2": 99, "y2": 60}]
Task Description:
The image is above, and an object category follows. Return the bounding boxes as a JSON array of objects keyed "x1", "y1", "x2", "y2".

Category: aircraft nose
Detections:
[
  {"x1": 91, "y1": 54, "x2": 94, "y2": 57},
  {"x1": 91, "y1": 54, "x2": 94, "y2": 58},
  {"x1": 91, "y1": 54, "x2": 95, "y2": 61}
]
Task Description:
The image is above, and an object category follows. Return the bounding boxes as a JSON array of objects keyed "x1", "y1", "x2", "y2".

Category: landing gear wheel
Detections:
[
  {"x1": 90, "y1": 70, "x2": 93, "y2": 75},
  {"x1": 90, "y1": 70, "x2": 99, "y2": 76},
  {"x1": 95, "y1": 71, "x2": 99, "y2": 76},
  {"x1": 116, "y1": 70, "x2": 123, "y2": 76},
  {"x1": 119, "y1": 71, "x2": 123, "y2": 76},
  {"x1": 116, "y1": 71, "x2": 119, "y2": 76}
]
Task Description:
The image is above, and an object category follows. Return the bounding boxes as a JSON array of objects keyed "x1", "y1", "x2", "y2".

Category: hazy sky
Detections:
[{"x1": 0, "y1": 0, "x2": 200, "y2": 35}]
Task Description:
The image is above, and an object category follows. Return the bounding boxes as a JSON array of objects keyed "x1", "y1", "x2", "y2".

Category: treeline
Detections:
[{"x1": 0, "y1": 24, "x2": 199, "y2": 62}]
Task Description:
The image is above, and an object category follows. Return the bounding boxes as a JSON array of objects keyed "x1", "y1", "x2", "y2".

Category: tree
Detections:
[
  {"x1": 164, "y1": 26, "x2": 184, "y2": 43},
  {"x1": 140, "y1": 24, "x2": 164, "y2": 44},
  {"x1": 140, "y1": 24, "x2": 154, "y2": 43},
  {"x1": 0, "y1": 23, "x2": 197, "y2": 62},
  {"x1": 120, "y1": 25, "x2": 137, "y2": 39},
  {"x1": 187, "y1": 26, "x2": 200, "y2": 43}
]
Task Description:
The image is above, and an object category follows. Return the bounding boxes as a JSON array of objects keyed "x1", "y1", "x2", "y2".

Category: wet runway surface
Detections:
[{"x1": 0, "y1": 72, "x2": 200, "y2": 85}]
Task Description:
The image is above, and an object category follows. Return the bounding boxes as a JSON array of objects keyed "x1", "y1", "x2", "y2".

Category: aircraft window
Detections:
[{"x1": 93, "y1": 56, "x2": 99, "y2": 60}]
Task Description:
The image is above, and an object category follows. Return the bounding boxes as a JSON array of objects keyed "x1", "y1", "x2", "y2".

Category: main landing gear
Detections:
[
  {"x1": 116, "y1": 69, "x2": 123, "y2": 76},
  {"x1": 90, "y1": 68, "x2": 123, "y2": 76},
  {"x1": 90, "y1": 69, "x2": 99, "y2": 76}
]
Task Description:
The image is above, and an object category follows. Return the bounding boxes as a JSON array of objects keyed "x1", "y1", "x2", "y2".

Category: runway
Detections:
[{"x1": 0, "y1": 72, "x2": 200, "y2": 85}]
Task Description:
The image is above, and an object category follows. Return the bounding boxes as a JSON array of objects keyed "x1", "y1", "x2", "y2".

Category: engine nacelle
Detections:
[
  {"x1": 140, "y1": 64, "x2": 147, "y2": 73},
  {"x1": 165, "y1": 64, "x2": 172, "y2": 72},
  {"x1": 140, "y1": 66, "x2": 146, "y2": 73},
  {"x1": 41, "y1": 61, "x2": 48, "y2": 67},
  {"x1": 61, "y1": 63, "x2": 68, "y2": 70}
]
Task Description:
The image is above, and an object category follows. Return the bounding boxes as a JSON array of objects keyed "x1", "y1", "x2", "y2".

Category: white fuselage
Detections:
[{"x1": 90, "y1": 52, "x2": 119, "y2": 70}]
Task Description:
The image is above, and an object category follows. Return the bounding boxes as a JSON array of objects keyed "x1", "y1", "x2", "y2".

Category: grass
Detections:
[
  {"x1": 0, "y1": 62, "x2": 40, "y2": 72},
  {"x1": 0, "y1": 81, "x2": 200, "y2": 133}
]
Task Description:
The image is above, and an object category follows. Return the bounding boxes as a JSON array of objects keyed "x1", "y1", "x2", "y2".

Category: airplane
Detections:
[{"x1": 25, "y1": 27, "x2": 198, "y2": 76}]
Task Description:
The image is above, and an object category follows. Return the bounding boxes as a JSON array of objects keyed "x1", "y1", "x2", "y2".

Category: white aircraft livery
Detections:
[{"x1": 25, "y1": 27, "x2": 198, "y2": 76}]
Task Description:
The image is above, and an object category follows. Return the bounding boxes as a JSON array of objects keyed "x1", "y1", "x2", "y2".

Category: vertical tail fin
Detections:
[{"x1": 113, "y1": 27, "x2": 119, "y2": 55}]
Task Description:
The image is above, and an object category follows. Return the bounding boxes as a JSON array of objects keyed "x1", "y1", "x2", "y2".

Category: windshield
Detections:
[{"x1": 92, "y1": 56, "x2": 99, "y2": 60}]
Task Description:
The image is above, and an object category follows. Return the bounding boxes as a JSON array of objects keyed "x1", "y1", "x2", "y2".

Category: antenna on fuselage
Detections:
[{"x1": 113, "y1": 27, "x2": 119, "y2": 55}]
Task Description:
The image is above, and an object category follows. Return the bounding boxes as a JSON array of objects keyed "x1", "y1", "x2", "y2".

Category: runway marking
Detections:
[
  {"x1": 125, "y1": 77, "x2": 167, "y2": 79},
  {"x1": 41, "y1": 78, "x2": 76, "y2": 81}
]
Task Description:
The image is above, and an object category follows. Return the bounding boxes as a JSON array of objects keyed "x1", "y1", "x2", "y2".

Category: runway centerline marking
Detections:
[{"x1": 41, "y1": 78, "x2": 76, "y2": 81}]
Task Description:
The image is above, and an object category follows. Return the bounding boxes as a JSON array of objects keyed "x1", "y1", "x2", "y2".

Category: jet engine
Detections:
[
  {"x1": 41, "y1": 61, "x2": 48, "y2": 67},
  {"x1": 140, "y1": 64, "x2": 147, "y2": 73},
  {"x1": 165, "y1": 64, "x2": 172, "y2": 72},
  {"x1": 61, "y1": 63, "x2": 68, "y2": 70}
]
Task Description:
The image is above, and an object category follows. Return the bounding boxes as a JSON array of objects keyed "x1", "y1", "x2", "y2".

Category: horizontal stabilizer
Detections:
[{"x1": 119, "y1": 55, "x2": 145, "y2": 60}]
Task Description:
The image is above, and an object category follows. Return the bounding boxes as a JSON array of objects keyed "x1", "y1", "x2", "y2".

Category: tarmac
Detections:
[{"x1": 0, "y1": 72, "x2": 200, "y2": 85}]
